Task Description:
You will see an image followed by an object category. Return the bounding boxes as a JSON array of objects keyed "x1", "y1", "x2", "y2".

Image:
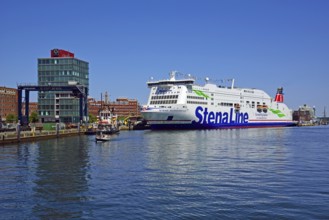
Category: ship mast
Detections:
[{"x1": 324, "y1": 107, "x2": 326, "y2": 118}]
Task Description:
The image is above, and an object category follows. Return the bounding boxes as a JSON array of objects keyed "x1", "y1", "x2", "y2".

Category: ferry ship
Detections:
[{"x1": 141, "y1": 71, "x2": 297, "y2": 129}]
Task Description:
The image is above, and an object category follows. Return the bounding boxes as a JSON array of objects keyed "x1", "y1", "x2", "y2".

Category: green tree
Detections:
[
  {"x1": 88, "y1": 113, "x2": 97, "y2": 123},
  {"x1": 6, "y1": 114, "x2": 17, "y2": 123},
  {"x1": 29, "y1": 111, "x2": 39, "y2": 123}
]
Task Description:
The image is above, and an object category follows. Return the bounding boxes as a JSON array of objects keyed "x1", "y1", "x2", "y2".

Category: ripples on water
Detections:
[{"x1": 0, "y1": 127, "x2": 328, "y2": 219}]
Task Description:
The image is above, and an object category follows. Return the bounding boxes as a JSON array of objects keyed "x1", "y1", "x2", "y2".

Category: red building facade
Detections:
[
  {"x1": 0, "y1": 87, "x2": 18, "y2": 121},
  {"x1": 88, "y1": 97, "x2": 141, "y2": 118}
]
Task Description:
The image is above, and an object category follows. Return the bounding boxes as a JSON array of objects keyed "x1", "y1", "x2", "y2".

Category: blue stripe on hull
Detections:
[{"x1": 150, "y1": 122, "x2": 296, "y2": 130}]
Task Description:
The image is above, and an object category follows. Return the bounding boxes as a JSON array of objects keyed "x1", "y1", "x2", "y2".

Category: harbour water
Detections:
[{"x1": 1, "y1": 126, "x2": 328, "y2": 219}]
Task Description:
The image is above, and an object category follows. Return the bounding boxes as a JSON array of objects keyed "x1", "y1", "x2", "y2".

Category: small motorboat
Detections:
[{"x1": 95, "y1": 131, "x2": 111, "y2": 142}]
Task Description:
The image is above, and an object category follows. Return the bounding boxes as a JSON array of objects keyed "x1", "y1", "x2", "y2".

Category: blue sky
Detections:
[{"x1": 1, "y1": 0, "x2": 328, "y2": 115}]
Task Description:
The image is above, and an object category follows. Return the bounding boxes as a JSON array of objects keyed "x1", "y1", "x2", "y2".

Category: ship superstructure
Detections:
[{"x1": 141, "y1": 71, "x2": 296, "y2": 129}]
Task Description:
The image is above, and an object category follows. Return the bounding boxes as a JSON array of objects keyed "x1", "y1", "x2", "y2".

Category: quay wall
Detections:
[{"x1": 0, "y1": 128, "x2": 86, "y2": 145}]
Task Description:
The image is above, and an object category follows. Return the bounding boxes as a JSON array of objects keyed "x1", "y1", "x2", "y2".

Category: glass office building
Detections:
[{"x1": 38, "y1": 49, "x2": 89, "y2": 123}]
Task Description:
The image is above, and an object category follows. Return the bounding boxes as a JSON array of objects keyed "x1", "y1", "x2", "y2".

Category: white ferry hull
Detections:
[{"x1": 142, "y1": 106, "x2": 296, "y2": 130}]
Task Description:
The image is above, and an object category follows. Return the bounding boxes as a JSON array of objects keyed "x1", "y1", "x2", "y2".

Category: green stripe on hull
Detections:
[
  {"x1": 193, "y1": 89, "x2": 210, "y2": 99},
  {"x1": 269, "y1": 108, "x2": 286, "y2": 118}
]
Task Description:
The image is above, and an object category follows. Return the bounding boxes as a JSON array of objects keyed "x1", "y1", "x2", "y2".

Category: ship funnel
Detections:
[{"x1": 274, "y1": 87, "x2": 284, "y2": 103}]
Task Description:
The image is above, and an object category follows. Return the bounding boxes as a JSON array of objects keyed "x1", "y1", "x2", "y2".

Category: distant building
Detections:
[
  {"x1": 38, "y1": 49, "x2": 89, "y2": 123},
  {"x1": 88, "y1": 97, "x2": 102, "y2": 116},
  {"x1": 0, "y1": 87, "x2": 18, "y2": 121},
  {"x1": 110, "y1": 98, "x2": 140, "y2": 117},
  {"x1": 293, "y1": 104, "x2": 316, "y2": 125},
  {"x1": 88, "y1": 94, "x2": 140, "y2": 118}
]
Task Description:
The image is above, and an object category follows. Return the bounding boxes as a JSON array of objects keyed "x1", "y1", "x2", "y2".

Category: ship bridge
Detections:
[
  {"x1": 147, "y1": 79, "x2": 195, "y2": 88},
  {"x1": 147, "y1": 71, "x2": 195, "y2": 88}
]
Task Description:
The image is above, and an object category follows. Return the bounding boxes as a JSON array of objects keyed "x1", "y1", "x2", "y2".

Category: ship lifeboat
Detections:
[
  {"x1": 234, "y1": 103, "x2": 240, "y2": 112},
  {"x1": 262, "y1": 105, "x2": 268, "y2": 113},
  {"x1": 257, "y1": 105, "x2": 263, "y2": 113}
]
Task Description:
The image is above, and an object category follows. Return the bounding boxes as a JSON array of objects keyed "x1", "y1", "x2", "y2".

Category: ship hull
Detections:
[{"x1": 142, "y1": 105, "x2": 297, "y2": 130}]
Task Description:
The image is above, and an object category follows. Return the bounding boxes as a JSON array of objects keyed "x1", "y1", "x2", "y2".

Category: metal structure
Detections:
[{"x1": 17, "y1": 84, "x2": 88, "y2": 125}]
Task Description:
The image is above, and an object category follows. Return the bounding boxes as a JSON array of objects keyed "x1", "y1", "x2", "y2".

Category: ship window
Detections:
[
  {"x1": 220, "y1": 102, "x2": 233, "y2": 107},
  {"x1": 187, "y1": 101, "x2": 207, "y2": 105}
]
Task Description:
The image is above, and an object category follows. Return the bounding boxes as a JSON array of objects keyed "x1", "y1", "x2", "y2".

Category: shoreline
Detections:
[
  {"x1": 0, "y1": 125, "x2": 138, "y2": 145},
  {"x1": 0, "y1": 129, "x2": 85, "y2": 145}
]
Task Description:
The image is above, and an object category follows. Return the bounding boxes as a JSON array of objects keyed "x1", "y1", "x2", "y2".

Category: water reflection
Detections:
[
  {"x1": 0, "y1": 143, "x2": 39, "y2": 218},
  {"x1": 143, "y1": 128, "x2": 291, "y2": 171},
  {"x1": 1, "y1": 127, "x2": 328, "y2": 218},
  {"x1": 138, "y1": 128, "x2": 293, "y2": 217},
  {"x1": 32, "y1": 136, "x2": 90, "y2": 219}
]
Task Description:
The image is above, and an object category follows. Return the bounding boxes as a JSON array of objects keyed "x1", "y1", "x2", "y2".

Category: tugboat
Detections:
[{"x1": 98, "y1": 108, "x2": 120, "y2": 134}]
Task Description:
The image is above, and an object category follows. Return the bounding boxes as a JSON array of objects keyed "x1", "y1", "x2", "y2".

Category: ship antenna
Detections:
[
  {"x1": 169, "y1": 71, "x2": 177, "y2": 81},
  {"x1": 231, "y1": 79, "x2": 235, "y2": 89}
]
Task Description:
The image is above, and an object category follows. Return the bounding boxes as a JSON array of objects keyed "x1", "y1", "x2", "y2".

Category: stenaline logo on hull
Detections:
[{"x1": 193, "y1": 106, "x2": 249, "y2": 125}]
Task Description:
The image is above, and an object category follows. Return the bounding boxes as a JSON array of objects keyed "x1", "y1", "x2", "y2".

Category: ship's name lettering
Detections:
[{"x1": 193, "y1": 106, "x2": 249, "y2": 125}]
